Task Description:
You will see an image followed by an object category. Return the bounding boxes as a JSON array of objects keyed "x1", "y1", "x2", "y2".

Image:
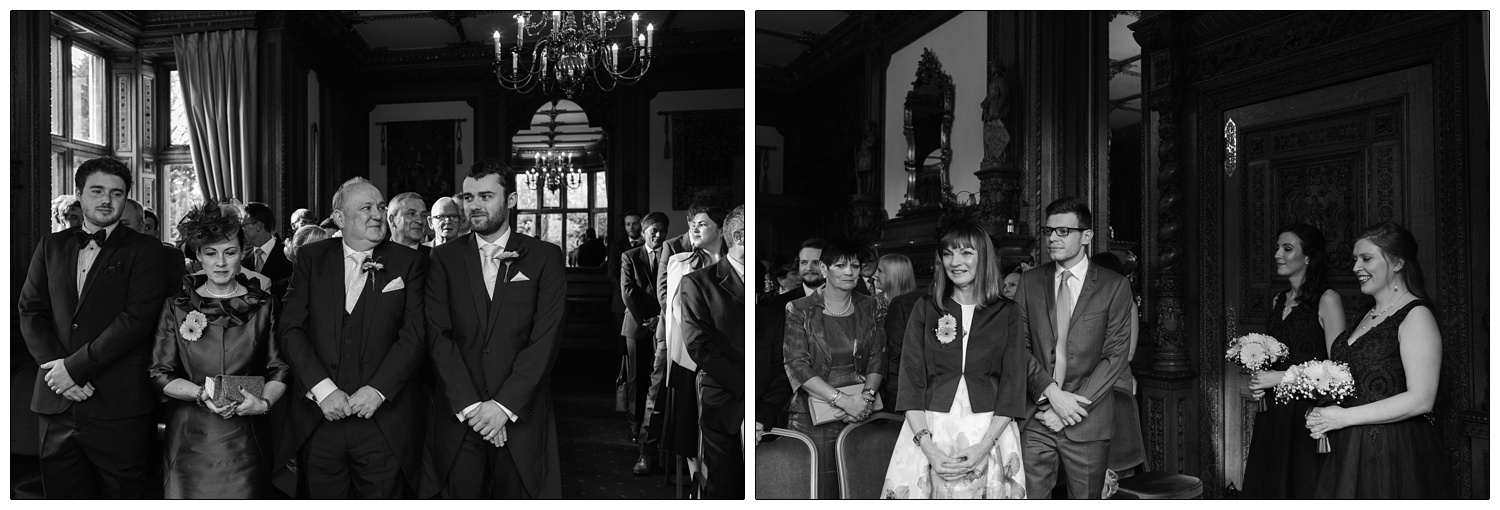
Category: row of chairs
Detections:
[{"x1": 754, "y1": 412, "x2": 1201, "y2": 499}]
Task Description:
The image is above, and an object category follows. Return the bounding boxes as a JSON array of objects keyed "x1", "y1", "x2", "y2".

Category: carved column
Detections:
[
  {"x1": 976, "y1": 11, "x2": 1022, "y2": 235},
  {"x1": 1131, "y1": 12, "x2": 1197, "y2": 478},
  {"x1": 849, "y1": 30, "x2": 887, "y2": 245}
]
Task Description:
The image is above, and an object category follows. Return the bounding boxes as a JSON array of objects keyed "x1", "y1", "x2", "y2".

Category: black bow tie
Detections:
[{"x1": 75, "y1": 228, "x2": 108, "y2": 248}]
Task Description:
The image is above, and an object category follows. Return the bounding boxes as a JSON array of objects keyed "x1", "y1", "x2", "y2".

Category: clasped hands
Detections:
[
  {"x1": 463, "y1": 401, "x2": 511, "y2": 448},
  {"x1": 41, "y1": 359, "x2": 94, "y2": 402},
  {"x1": 920, "y1": 438, "x2": 993, "y2": 481},
  {"x1": 204, "y1": 388, "x2": 271, "y2": 419},
  {"x1": 318, "y1": 386, "x2": 386, "y2": 421},
  {"x1": 1304, "y1": 406, "x2": 1348, "y2": 439},
  {"x1": 1042, "y1": 385, "x2": 1093, "y2": 428},
  {"x1": 832, "y1": 391, "x2": 874, "y2": 423}
]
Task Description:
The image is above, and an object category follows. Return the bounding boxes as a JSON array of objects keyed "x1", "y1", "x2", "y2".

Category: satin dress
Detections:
[{"x1": 149, "y1": 274, "x2": 289, "y2": 499}]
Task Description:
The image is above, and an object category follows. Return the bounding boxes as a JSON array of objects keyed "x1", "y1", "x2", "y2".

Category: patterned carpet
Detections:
[{"x1": 553, "y1": 347, "x2": 677, "y2": 500}]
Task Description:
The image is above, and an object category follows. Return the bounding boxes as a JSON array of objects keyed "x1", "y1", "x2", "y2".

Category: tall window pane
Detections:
[
  {"x1": 594, "y1": 172, "x2": 608, "y2": 207},
  {"x1": 169, "y1": 70, "x2": 191, "y2": 146},
  {"x1": 516, "y1": 213, "x2": 537, "y2": 237},
  {"x1": 165, "y1": 163, "x2": 201, "y2": 243},
  {"x1": 70, "y1": 46, "x2": 106, "y2": 144},
  {"x1": 566, "y1": 212, "x2": 589, "y2": 259},
  {"x1": 565, "y1": 179, "x2": 587, "y2": 209},
  {"x1": 542, "y1": 213, "x2": 563, "y2": 247},
  {"x1": 50, "y1": 36, "x2": 61, "y2": 136},
  {"x1": 517, "y1": 183, "x2": 538, "y2": 210},
  {"x1": 543, "y1": 184, "x2": 560, "y2": 208}
]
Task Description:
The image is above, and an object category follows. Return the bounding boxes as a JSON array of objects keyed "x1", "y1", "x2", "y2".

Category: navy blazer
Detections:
[
  {"x1": 1015, "y1": 261, "x2": 1133, "y2": 442},
  {"x1": 895, "y1": 294, "x2": 1027, "y2": 419},
  {"x1": 620, "y1": 244, "x2": 660, "y2": 339}
]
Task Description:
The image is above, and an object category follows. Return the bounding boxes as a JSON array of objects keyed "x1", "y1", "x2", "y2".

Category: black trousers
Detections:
[
  {"x1": 626, "y1": 332, "x2": 655, "y2": 440},
  {"x1": 303, "y1": 417, "x2": 406, "y2": 499},
  {"x1": 1023, "y1": 421, "x2": 1112, "y2": 499},
  {"x1": 638, "y1": 335, "x2": 668, "y2": 453},
  {"x1": 698, "y1": 384, "x2": 743, "y2": 500},
  {"x1": 38, "y1": 409, "x2": 154, "y2": 499},
  {"x1": 427, "y1": 428, "x2": 530, "y2": 499}
]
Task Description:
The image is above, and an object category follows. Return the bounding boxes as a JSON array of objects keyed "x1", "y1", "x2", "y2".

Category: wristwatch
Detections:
[{"x1": 912, "y1": 428, "x2": 932, "y2": 446}]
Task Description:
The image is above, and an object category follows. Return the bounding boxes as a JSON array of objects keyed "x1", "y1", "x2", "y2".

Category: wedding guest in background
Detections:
[
  {"x1": 148, "y1": 203, "x2": 288, "y2": 498},
  {"x1": 1089, "y1": 252, "x2": 1148, "y2": 492},
  {"x1": 1017, "y1": 197, "x2": 1133, "y2": 499},
  {"x1": 782, "y1": 238, "x2": 885, "y2": 499},
  {"x1": 1241, "y1": 224, "x2": 1345, "y2": 498},
  {"x1": 777, "y1": 261, "x2": 800, "y2": 295},
  {"x1": 387, "y1": 191, "x2": 431, "y2": 256},
  {"x1": 142, "y1": 208, "x2": 165, "y2": 241},
  {"x1": 275, "y1": 177, "x2": 429, "y2": 498},
  {"x1": 51, "y1": 194, "x2": 82, "y2": 232},
  {"x1": 576, "y1": 228, "x2": 608, "y2": 267},
  {"x1": 429, "y1": 196, "x2": 466, "y2": 246},
  {"x1": 289, "y1": 207, "x2": 317, "y2": 232},
  {"x1": 874, "y1": 254, "x2": 919, "y2": 407},
  {"x1": 422, "y1": 159, "x2": 565, "y2": 498},
  {"x1": 284, "y1": 224, "x2": 331, "y2": 268},
  {"x1": 18, "y1": 157, "x2": 168, "y2": 498},
  {"x1": 661, "y1": 206, "x2": 729, "y2": 483},
  {"x1": 854, "y1": 254, "x2": 877, "y2": 296},
  {"x1": 243, "y1": 202, "x2": 293, "y2": 295},
  {"x1": 682, "y1": 204, "x2": 747, "y2": 499},
  {"x1": 623, "y1": 211, "x2": 669, "y2": 475},
  {"x1": 1306, "y1": 222, "x2": 1451, "y2": 498},
  {"x1": 118, "y1": 198, "x2": 143, "y2": 231},
  {"x1": 882, "y1": 221, "x2": 1027, "y2": 499},
  {"x1": 609, "y1": 211, "x2": 644, "y2": 431},
  {"x1": 1002, "y1": 263, "x2": 1025, "y2": 301},
  {"x1": 320, "y1": 216, "x2": 341, "y2": 238},
  {"x1": 122, "y1": 198, "x2": 189, "y2": 311}
]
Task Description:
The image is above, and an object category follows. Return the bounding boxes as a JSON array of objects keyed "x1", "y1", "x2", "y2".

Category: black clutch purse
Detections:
[{"x1": 204, "y1": 375, "x2": 265, "y2": 408}]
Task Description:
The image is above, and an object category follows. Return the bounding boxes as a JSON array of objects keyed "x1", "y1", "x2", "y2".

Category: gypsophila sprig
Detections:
[{"x1": 1273, "y1": 359, "x2": 1356, "y2": 406}]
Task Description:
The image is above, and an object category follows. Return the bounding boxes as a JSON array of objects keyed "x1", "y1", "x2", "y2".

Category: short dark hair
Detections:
[
  {"x1": 1044, "y1": 196, "x2": 1093, "y2": 230},
  {"x1": 466, "y1": 158, "x2": 519, "y2": 195},
  {"x1": 819, "y1": 238, "x2": 867, "y2": 267},
  {"x1": 687, "y1": 206, "x2": 729, "y2": 229},
  {"x1": 642, "y1": 211, "x2": 669, "y2": 229},
  {"x1": 801, "y1": 237, "x2": 828, "y2": 251},
  {"x1": 244, "y1": 202, "x2": 276, "y2": 231},
  {"x1": 74, "y1": 157, "x2": 133, "y2": 195},
  {"x1": 623, "y1": 210, "x2": 643, "y2": 220},
  {"x1": 143, "y1": 208, "x2": 159, "y2": 226}
]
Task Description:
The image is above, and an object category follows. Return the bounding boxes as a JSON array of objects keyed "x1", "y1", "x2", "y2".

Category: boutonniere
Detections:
[
  {"x1": 495, "y1": 247, "x2": 527, "y2": 264},
  {"x1": 361, "y1": 255, "x2": 385, "y2": 274},
  {"x1": 935, "y1": 314, "x2": 958, "y2": 344},
  {"x1": 180, "y1": 311, "x2": 208, "y2": 342}
]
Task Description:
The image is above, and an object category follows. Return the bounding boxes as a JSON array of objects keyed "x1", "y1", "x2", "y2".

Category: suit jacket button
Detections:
[
  {"x1": 482, "y1": 348, "x2": 491, "y2": 354},
  {"x1": 71, "y1": 324, "x2": 78, "y2": 330},
  {"x1": 345, "y1": 339, "x2": 352, "y2": 344},
  {"x1": 345, "y1": 354, "x2": 352, "y2": 359}
]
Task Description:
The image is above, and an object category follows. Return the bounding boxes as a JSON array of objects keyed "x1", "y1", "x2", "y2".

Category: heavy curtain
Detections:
[{"x1": 174, "y1": 30, "x2": 257, "y2": 202}]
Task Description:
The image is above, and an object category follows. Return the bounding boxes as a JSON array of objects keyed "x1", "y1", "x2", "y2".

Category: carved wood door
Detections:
[{"x1": 1217, "y1": 65, "x2": 1437, "y2": 489}]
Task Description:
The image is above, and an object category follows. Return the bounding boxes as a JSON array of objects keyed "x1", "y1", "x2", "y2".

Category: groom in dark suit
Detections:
[
  {"x1": 1016, "y1": 197, "x2": 1133, "y2": 499},
  {"x1": 421, "y1": 158, "x2": 565, "y2": 499},
  {"x1": 682, "y1": 205, "x2": 747, "y2": 499},
  {"x1": 276, "y1": 177, "x2": 429, "y2": 498},
  {"x1": 17, "y1": 157, "x2": 168, "y2": 498}
]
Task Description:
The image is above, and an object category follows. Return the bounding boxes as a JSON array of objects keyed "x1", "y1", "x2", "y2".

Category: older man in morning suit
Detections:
[
  {"x1": 422, "y1": 158, "x2": 565, "y2": 498},
  {"x1": 275, "y1": 177, "x2": 429, "y2": 498},
  {"x1": 1015, "y1": 197, "x2": 1133, "y2": 499},
  {"x1": 18, "y1": 157, "x2": 168, "y2": 499}
]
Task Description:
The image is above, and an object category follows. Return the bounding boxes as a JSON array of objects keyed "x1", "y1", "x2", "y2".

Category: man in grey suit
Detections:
[{"x1": 1015, "y1": 197, "x2": 1133, "y2": 499}]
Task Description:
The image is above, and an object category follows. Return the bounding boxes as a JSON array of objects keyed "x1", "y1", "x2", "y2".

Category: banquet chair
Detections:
[
  {"x1": 755, "y1": 427, "x2": 817, "y2": 499},
  {"x1": 836, "y1": 412, "x2": 904, "y2": 499}
]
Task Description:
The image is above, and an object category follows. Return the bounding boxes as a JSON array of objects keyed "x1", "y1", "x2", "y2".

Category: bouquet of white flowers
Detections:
[
  {"x1": 1274, "y1": 359, "x2": 1356, "y2": 453},
  {"x1": 1225, "y1": 333, "x2": 1289, "y2": 411}
]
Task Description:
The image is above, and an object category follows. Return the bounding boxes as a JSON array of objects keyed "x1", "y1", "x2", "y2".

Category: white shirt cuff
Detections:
[
  {"x1": 308, "y1": 378, "x2": 338, "y2": 404},
  {"x1": 455, "y1": 400, "x2": 519, "y2": 422}
]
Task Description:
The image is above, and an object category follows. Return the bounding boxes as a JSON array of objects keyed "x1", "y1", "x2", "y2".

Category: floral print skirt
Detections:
[{"x1": 880, "y1": 381, "x2": 1025, "y2": 499}]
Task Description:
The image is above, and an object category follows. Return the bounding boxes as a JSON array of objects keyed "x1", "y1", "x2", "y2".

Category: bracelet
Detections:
[
  {"x1": 195, "y1": 386, "x2": 206, "y2": 406},
  {"x1": 862, "y1": 388, "x2": 877, "y2": 397},
  {"x1": 912, "y1": 428, "x2": 933, "y2": 446}
]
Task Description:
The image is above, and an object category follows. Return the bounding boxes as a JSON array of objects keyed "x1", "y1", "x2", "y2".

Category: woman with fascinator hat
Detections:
[{"x1": 147, "y1": 203, "x2": 289, "y2": 498}]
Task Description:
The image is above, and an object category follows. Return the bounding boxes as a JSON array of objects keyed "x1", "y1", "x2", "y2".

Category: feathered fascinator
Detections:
[
  {"x1": 932, "y1": 204, "x2": 982, "y2": 242},
  {"x1": 177, "y1": 202, "x2": 242, "y2": 247}
]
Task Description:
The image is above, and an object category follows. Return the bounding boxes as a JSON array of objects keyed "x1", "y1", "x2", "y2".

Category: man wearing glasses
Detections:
[
  {"x1": 1014, "y1": 197, "x2": 1134, "y2": 499},
  {"x1": 429, "y1": 195, "x2": 468, "y2": 247}
]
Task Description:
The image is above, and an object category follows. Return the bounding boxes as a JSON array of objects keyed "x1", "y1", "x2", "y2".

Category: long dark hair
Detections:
[
  {"x1": 1276, "y1": 223, "x2": 1330, "y2": 308},
  {"x1": 930, "y1": 221, "x2": 1003, "y2": 312},
  {"x1": 1356, "y1": 222, "x2": 1428, "y2": 302}
]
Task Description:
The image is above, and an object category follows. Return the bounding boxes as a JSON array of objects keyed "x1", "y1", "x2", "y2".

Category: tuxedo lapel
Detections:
[
  {"x1": 64, "y1": 236, "x2": 81, "y2": 314},
  {"x1": 485, "y1": 234, "x2": 524, "y2": 339},
  {"x1": 74, "y1": 229, "x2": 124, "y2": 315},
  {"x1": 461, "y1": 234, "x2": 491, "y2": 332},
  {"x1": 717, "y1": 260, "x2": 744, "y2": 304}
]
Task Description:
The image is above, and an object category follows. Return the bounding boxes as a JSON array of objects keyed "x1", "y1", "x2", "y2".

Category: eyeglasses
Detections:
[
  {"x1": 433, "y1": 214, "x2": 463, "y2": 222},
  {"x1": 1038, "y1": 226, "x2": 1089, "y2": 238}
]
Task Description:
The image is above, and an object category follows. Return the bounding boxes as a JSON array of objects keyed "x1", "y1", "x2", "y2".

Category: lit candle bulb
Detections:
[
  {"x1": 552, "y1": 11, "x2": 561, "y2": 30},
  {"x1": 598, "y1": 11, "x2": 605, "y2": 31},
  {"x1": 516, "y1": 15, "x2": 524, "y2": 46},
  {"x1": 492, "y1": 31, "x2": 502, "y2": 61},
  {"x1": 646, "y1": 23, "x2": 654, "y2": 51},
  {"x1": 611, "y1": 42, "x2": 620, "y2": 72},
  {"x1": 631, "y1": 13, "x2": 639, "y2": 42}
]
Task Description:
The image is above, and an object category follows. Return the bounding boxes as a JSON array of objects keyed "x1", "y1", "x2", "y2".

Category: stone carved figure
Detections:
[{"x1": 981, "y1": 61, "x2": 1012, "y2": 167}]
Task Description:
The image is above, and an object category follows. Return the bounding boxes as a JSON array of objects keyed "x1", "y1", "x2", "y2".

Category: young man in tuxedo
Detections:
[
  {"x1": 421, "y1": 158, "x2": 565, "y2": 499},
  {"x1": 18, "y1": 157, "x2": 168, "y2": 498},
  {"x1": 682, "y1": 205, "x2": 747, "y2": 499},
  {"x1": 275, "y1": 177, "x2": 429, "y2": 498},
  {"x1": 1016, "y1": 197, "x2": 1133, "y2": 499},
  {"x1": 621, "y1": 211, "x2": 667, "y2": 474}
]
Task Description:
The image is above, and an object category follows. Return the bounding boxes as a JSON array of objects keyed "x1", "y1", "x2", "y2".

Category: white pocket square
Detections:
[
  {"x1": 382, "y1": 277, "x2": 405, "y2": 292},
  {"x1": 510, "y1": 272, "x2": 531, "y2": 282}
]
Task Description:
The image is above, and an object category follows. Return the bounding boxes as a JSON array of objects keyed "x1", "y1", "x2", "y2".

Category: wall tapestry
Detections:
[{"x1": 664, "y1": 109, "x2": 744, "y2": 209}]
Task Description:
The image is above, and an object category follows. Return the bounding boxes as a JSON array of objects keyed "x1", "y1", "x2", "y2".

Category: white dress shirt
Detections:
[
  {"x1": 75, "y1": 222, "x2": 118, "y2": 296},
  {"x1": 306, "y1": 240, "x2": 384, "y2": 405},
  {"x1": 251, "y1": 235, "x2": 276, "y2": 271},
  {"x1": 1054, "y1": 255, "x2": 1090, "y2": 316}
]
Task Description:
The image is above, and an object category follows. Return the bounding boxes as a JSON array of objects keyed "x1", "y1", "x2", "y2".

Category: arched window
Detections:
[{"x1": 511, "y1": 100, "x2": 609, "y2": 268}]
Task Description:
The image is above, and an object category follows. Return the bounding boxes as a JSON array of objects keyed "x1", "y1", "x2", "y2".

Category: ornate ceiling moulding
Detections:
[
  {"x1": 1180, "y1": 11, "x2": 1412, "y2": 85},
  {"x1": 779, "y1": 11, "x2": 960, "y2": 91},
  {"x1": 52, "y1": 11, "x2": 141, "y2": 51},
  {"x1": 364, "y1": 42, "x2": 495, "y2": 69}
]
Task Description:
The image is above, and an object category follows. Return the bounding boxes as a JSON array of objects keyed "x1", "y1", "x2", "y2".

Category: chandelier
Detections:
[
  {"x1": 522, "y1": 148, "x2": 586, "y2": 192},
  {"x1": 493, "y1": 11, "x2": 654, "y2": 98}
]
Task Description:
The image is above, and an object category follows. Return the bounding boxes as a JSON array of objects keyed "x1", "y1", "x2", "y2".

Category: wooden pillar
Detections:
[{"x1": 12, "y1": 10, "x2": 50, "y2": 322}]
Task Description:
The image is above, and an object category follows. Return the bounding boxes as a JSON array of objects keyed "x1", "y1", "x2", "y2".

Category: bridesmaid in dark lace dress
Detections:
[
  {"x1": 1306, "y1": 222, "x2": 1451, "y2": 498},
  {"x1": 148, "y1": 204, "x2": 289, "y2": 498},
  {"x1": 1242, "y1": 224, "x2": 1345, "y2": 498}
]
